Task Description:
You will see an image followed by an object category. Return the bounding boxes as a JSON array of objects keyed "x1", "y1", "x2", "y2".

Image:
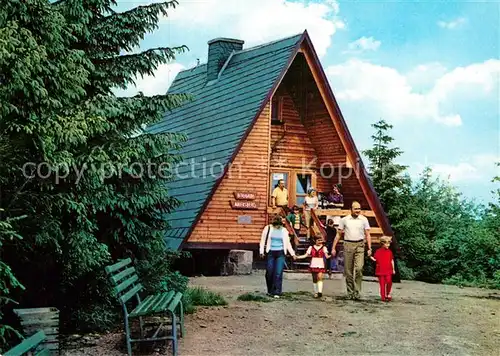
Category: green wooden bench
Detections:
[
  {"x1": 4, "y1": 330, "x2": 49, "y2": 356},
  {"x1": 104, "y1": 258, "x2": 184, "y2": 356}
]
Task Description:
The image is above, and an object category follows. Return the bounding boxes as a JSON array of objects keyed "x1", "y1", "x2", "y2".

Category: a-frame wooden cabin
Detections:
[{"x1": 151, "y1": 30, "x2": 394, "y2": 257}]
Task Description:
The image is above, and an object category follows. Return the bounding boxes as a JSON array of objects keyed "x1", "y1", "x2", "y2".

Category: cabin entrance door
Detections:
[
  {"x1": 295, "y1": 173, "x2": 313, "y2": 207},
  {"x1": 269, "y1": 170, "x2": 317, "y2": 208}
]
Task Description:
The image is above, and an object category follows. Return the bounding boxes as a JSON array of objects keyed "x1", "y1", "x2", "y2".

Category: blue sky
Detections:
[{"x1": 114, "y1": 0, "x2": 499, "y2": 204}]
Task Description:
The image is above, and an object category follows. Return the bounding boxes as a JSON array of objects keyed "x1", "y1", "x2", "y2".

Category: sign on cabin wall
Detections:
[
  {"x1": 230, "y1": 200, "x2": 258, "y2": 210},
  {"x1": 233, "y1": 191, "x2": 256, "y2": 200},
  {"x1": 230, "y1": 191, "x2": 258, "y2": 210},
  {"x1": 273, "y1": 173, "x2": 284, "y2": 180},
  {"x1": 237, "y1": 215, "x2": 252, "y2": 224}
]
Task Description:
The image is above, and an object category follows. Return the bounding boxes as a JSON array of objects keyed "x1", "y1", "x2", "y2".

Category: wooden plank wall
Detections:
[
  {"x1": 269, "y1": 82, "x2": 369, "y2": 209},
  {"x1": 188, "y1": 103, "x2": 270, "y2": 244},
  {"x1": 303, "y1": 76, "x2": 369, "y2": 209},
  {"x1": 270, "y1": 94, "x2": 317, "y2": 169}
]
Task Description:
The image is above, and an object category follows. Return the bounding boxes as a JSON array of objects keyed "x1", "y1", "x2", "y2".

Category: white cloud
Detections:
[
  {"x1": 165, "y1": 0, "x2": 344, "y2": 57},
  {"x1": 326, "y1": 59, "x2": 500, "y2": 127},
  {"x1": 438, "y1": 17, "x2": 467, "y2": 29},
  {"x1": 405, "y1": 62, "x2": 448, "y2": 91},
  {"x1": 113, "y1": 62, "x2": 185, "y2": 97},
  {"x1": 345, "y1": 36, "x2": 381, "y2": 53},
  {"x1": 410, "y1": 154, "x2": 500, "y2": 183}
]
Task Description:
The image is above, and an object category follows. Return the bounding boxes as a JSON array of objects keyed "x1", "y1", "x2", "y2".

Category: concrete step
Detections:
[
  {"x1": 284, "y1": 270, "x2": 343, "y2": 280},
  {"x1": 292, "y1": 261, "x2": 310, "y2": 266}
]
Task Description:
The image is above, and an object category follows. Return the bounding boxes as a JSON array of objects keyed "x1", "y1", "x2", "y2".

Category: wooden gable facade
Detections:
[{"x1": 183, "y1": 34, "x2": 392, "y2": 250}]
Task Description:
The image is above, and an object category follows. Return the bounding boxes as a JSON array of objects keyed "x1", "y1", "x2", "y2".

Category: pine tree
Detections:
[
  {"x1": 1, "y1": 0, "x2": 190, "y2": 334},
  {"x1": 363, "y1": 120, "x2": 410, "y2": 212}
]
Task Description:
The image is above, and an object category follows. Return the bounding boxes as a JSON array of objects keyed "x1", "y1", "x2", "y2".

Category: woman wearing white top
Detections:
[
  {"x1": 259, "y1": 215, "x2": 296, "y2": 298},
  {"x1": 303, "y1": 188, "x2": 319, "y2": 240}
]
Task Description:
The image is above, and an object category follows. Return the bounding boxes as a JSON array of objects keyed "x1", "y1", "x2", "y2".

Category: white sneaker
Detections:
[{"x1": 274, "y1": 295, "x2": 280, "y2": 299}]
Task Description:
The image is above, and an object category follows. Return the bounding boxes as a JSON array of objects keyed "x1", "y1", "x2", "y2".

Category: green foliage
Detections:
[
  {"x1": 365, "y1": 122, "x2": 500, "y2": 289},
  {"x1": 0, "y1": 213, "x2": 25, "y2": 352},
  {"x1": 136, "y1": 250, "x2": 190, "y2": 294},
  {"x1": 183, "y1": 287, "x2": 228, "y2": 314},
  {"x1": 396, "y1": 260, "x2": 416, "y2": 280},
  {"x1": 0, "y1": 0, "x2": 191, "y2": 338},
  {"x1": 363, "y1": 120, "x2": 410, "y2": 212}
]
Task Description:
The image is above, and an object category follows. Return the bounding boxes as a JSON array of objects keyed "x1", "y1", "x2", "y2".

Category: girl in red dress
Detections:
[
  {"x1": 296, "y1": 234, "x2": 331, "y2": 298},
  {"x1": 370, "y1": 236, "x2": 395, "y2": 301}
]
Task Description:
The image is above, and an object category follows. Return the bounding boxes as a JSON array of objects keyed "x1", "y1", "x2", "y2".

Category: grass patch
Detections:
[
  {"x1": 237, "y1": 292, "x2": 272, "y2": 302},
  {"x1": 281, "y1": 291, "x2": 311, "y2": 300},
  {"x1": 183, "y1": 287, "x2": 228, "y2": 314}
]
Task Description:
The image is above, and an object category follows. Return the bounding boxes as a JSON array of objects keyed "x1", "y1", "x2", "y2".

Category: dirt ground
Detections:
[{"x1": 63, "y1": 271, "x2": 500, "y2": 356}]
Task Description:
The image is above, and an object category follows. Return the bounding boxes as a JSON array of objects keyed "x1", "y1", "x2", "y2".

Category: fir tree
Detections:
[{"x1": 363, "y1": 119, "x2": 410, "y2": 212}]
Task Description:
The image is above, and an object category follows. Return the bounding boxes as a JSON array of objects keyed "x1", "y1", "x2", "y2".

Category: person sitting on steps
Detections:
[{"x1": 326, "y1": 184, "x2": 344, "y2": 208}]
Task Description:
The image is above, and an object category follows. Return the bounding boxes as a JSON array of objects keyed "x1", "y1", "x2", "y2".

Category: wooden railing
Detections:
[
  {"x1": 314, "y1": 209, "x2": 375, "y2": 217},
  {"x1": 311, "y1": 209, "x2": 384, "y2": 244},
  {"x1": 310, "y1": 209, "x2": 327, "y2": 240}
]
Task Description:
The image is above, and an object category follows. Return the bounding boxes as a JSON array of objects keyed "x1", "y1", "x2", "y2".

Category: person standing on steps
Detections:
[
  {"x1": 286, "y1": 205, "x2": 305, "y2": 251},
  {"x1": 325, "y1": 218, "x2": 338, "y2": 278},
  {"x1": 259, "y1": 214, "x2": 296, "y2": 298},
  {"x1": 271, "y1": 179, "x2": 289, "y2": 213},
  {"x1": 303, "y1": 188, "x2": 319, "y2": 242},
  {"x1": 331, "y1": 201, "x2": 372, "y2": 300}
]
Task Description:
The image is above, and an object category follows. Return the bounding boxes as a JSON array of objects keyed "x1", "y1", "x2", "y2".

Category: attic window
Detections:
[{"x1": 271, "y1": 96, "x2": 284, "y2": 125}]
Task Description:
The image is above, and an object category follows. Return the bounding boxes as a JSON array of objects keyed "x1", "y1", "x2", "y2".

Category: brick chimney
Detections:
[{"x1": 206, "y1": 38, "x2": 244, "y2": 81}]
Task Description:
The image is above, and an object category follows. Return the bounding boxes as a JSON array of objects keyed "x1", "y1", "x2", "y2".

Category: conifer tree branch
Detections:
[
  {"x1": 90, "y1": 1, "x2": 179, "y2": 54},
  {"x1": 94, "y1": 46, "x2": 188, "y2": 89}
]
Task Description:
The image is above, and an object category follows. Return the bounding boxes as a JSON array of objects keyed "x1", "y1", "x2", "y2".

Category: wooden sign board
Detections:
[
  {"x1": 233, "y1": 191, "x2": 256, "y2": 200},
  {"x1": 230, "y1": 200, "x2": 258, "y2": 210},
  {"x1": 237, "y1": 215, "x2": 252, "y2": 224}
]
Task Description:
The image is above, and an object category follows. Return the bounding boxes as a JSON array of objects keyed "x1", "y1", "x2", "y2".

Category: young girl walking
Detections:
[
  {"x1": 296, "y1": 234, "x2": 331, "y2": 298},
  {"x1": 370, "y1": 236, "x2": 395, "y2": 301}
]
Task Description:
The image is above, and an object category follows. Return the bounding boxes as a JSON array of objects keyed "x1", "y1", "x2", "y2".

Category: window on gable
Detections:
[{"x1": 271, "y1": 96, "x2": 284, "y2": 125}]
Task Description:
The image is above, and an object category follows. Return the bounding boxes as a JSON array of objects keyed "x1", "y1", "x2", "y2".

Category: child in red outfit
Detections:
[
  {"x1": 296, "y1": 234, "x2": 331, "y2": 298},
  {"x1": 370, "y1": 236, "x2": 395, "y2": 302}
]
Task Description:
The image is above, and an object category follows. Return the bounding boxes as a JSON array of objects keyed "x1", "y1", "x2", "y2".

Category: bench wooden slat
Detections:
[
  {"x1": 152, "y1": 291, "x2": 175, "y2": 313},
  {"x1": 129, "y1": 291, "x2": 174, "y2": 317},
  {"x1": 119, "y1": 283, "x2": 143, "y2": 304},
  {"x1": 167, "y1": 292, "x2": 183, "y2": 313},
  {"x1": 110, "y1": 266, "x2": 136, "y2": 284},
  {"x1": 130, "y1": 294, "x2": 158, "y2": 317},
  {"x1": 4, "y1": 330, "x2": 46, "y2": 356},
  {"x1": 38, "y1": 348, "x2": 51, "y2": 356},
  {"x1": 114, "y1": 275, "x2": 139, "y2": 295},
  {"x1": 105, "y1": 258, "x2": 132, "y2": 274}
]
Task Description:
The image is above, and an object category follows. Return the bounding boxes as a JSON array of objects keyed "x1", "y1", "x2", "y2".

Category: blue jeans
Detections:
[{"x1": 266, "y1": 250, "x2": 285, "y2": 295}]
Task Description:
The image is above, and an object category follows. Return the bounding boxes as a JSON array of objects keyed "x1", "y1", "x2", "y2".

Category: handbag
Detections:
[{"x1": 263, "y1": 225, "x2": 271, "y2": 256}]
